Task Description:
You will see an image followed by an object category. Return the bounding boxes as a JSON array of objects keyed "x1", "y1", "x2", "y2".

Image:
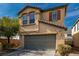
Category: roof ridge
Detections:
[{"x1": 18, "y1": 4, "x2": 68, "y2": 15}]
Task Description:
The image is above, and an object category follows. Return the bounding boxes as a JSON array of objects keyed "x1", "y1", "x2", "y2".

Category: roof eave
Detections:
[
  {"x1": 71, "y1": 19, "x2": 79, "y2": 29},
  {"x1": 39, "y1": 20, "x2": 67, "y2": 30},
  {"x1": 42, "y1": 4, "x2": 68, "y2": 12},
  {"x1": 18, "y1": 6, "x2": 43, "y2": 15},
  {"x1": 17, "y1": 4, "x2": 68, "y2": 15}
]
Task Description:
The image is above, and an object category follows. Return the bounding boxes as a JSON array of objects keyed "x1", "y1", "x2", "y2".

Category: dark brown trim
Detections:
[{"x1": 39, "y1": 20, "x2": 67, "y2": 30}]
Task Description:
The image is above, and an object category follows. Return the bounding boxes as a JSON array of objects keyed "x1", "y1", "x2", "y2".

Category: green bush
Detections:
[
  {"x1": 65, "y1": 40, "x2": 73, "y2": 46},
  {"x1": 3, "y1": 43, "x2": 19, "y2": 50},
  {"x1": 3, "y1": 44, "x2": 9, "y2": 49},
  {"x1": 56, "y1": 44, "x2": 72, "y2": 56}
]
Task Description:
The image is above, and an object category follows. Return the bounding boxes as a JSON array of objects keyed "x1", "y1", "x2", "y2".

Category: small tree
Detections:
[{"x1": 0, "y1": 17, "x2": 19, "y2": 48}]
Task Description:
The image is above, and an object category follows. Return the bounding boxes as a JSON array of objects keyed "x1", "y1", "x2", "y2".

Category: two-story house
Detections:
[
  {"x1": 18, "y1": 4, "x2": 68, "y2": 50},
  {"x1": 72, "y1": 19, "x2": 79, "y2": 48}
]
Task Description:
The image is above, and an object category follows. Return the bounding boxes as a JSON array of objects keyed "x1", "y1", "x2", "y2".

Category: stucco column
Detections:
[
  {"x1": 19, "y1": 35, "x2": 24, "y2": 49},
  {"x1": 18, "y1": 17, "x2": 22, "y2": 25},
  {"x1": 35, "y1": 13, "x2": 40, "y2": 25},
  {"x1": 27, "y1": 15, "x2": 29, "y2": 24},
  {"x1": 56, "y1": 31, "x2": 65, "y2": 49}
]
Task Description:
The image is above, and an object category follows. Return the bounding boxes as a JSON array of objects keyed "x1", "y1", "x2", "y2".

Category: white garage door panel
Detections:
[{"x1": 24, "y1": 35, "x2": 56, "y2": 50}]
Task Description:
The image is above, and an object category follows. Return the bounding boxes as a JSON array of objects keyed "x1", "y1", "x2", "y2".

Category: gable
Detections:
[
  {"x1": 19, "y1": 7, "x2": 41, "y2": 17},
  {"x1": 18, "y1": 4, "x2": 68, "y2": 17}
]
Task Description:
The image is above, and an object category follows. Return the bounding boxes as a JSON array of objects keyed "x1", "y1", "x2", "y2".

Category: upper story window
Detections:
[
  {"x1": 29, "y1": 12, "x2": 35, "y2": 24},
  {"x1": 52, "y1": 11, "x2": 57, "y2": 21},
  {"x1": 22, "y1": 14, "x2": 27, "y2": 25},
  {"x1": 77, "y1": 22, "x2": 79, "y2": 31},
  {"x1": 21, "y1": 12, "x2": 35, "y2": 25},
  {"x1": 49, "y1": 10, "x2": 61, "y2": 22}
]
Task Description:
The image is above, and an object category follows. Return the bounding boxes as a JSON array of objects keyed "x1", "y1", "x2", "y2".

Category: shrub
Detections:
[
  {"x1": 10, "y1": 43, "x2": 20, "y2": 48},
  {"x1": 3, "y1": 43, "x2": 20, "y2": 50},
  {"x1": 0, "y1": 42, "x2": 2, "y2": 51},
  {"x1": 56, "y1": 44, "x2": 72, "y2": 56},
  {"x1": 2, "y1": 44, "x2": 9, "y2": 49},
  {"x1": 65, "y1": 39, "x2": 73, "y2": 46},
  {"x1": 2, "y1": 43, "x2": 13, "y2": 49}
]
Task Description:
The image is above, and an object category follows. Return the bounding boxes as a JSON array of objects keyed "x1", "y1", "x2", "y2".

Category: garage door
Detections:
[{"x1": 24, "y1": 34, "x2": 56, "y2": 50}]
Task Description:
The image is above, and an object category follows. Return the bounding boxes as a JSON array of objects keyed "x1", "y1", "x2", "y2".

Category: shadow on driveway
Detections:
[{"x1": 2, "y1": 49, "x2": 55, "y2": 56}]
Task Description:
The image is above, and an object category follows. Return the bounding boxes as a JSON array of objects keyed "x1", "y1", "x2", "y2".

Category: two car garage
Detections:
[{"x1": 24, "y1": 34, "x2": 56, "y2": 50}]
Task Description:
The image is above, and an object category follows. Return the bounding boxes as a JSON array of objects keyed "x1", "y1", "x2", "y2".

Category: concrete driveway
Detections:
[
  {"x1": 3, "y1": 49, "x2": 55, "y2": 56},
  {"x1": 20, "y1": 49, "x2": 55, "y2": 56},
  {"x1": 69, "y1": 50, "x2": 79, "y2": 56}
]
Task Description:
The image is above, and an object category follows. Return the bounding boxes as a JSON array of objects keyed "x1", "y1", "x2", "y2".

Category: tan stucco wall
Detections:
[
  {"x1": 72, "y1": 21, "x2": 79, "y2": 35},
  {"x1": 73, "y1": 32, "x2": 79, "y2": 48},
  {"x1": 41, "y1": 7, "x2": 66, "y2": 27},
  {"x1": 72, "y1": 20, "x2": 79, "y2": 48},
  {"x1": 20, "y1": 24, "x2": 39, "y2": 32},
  {"x1": 39, "y1": 22, "x2": 65, "y2": 49},
  {"x1": 20, "y1": 22, "x2": 66, "y2": 49},
  {"x1": 19, "y1": 7, "x2": 66, "y2": 33},
  {"x1": 18, "y1": 6, "x2": 66, "y2": 49},
  {"x1": 41, "y1": 11, "x2": 50, "y2": 21}
]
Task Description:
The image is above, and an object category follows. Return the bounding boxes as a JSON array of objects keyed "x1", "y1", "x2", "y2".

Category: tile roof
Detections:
[
  {"x1": 18, "y1": 3, "x2": 68, "y2": 15},
  {"x1": 39, "y1": 20, "x2": 67, "y2": 30}
]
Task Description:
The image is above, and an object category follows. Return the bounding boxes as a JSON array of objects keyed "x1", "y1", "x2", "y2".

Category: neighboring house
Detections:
[
  {"x1": 72, "y1": 19, "x2": 79, "y2": 48},
  {"x1": 65, "y1": 30, "x2": 72, "y2": 40},
  {"x1": 11, "y1": 34, "x2": 20, "y2": 40},
  {"x1": 0, "y1": 34, "x2": 20, "y2": 40},
  {"x1": 18, "y1": 4, "x2": 68, "y2": 50}
]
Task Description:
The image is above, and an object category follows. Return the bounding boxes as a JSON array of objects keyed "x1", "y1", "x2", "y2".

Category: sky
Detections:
[{"x1": 0, "y1": 3, "x2": 79, "y2": 29}]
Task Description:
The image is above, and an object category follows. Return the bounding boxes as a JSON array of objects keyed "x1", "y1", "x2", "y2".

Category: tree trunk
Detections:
[
  {"x1": 7, "y1": 37, "x2": 10, "y2": 44},
  {"x1": 7, "y1": 37, "x2": 10, "y2": 48}
]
